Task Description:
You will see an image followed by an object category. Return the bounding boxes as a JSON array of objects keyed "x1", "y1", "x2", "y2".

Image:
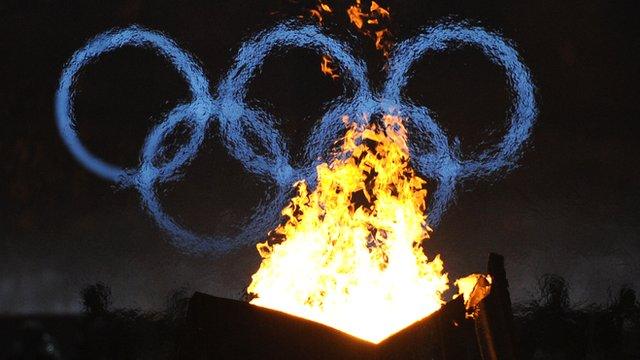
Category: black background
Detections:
[{"x1": 1, "y1": 0, "x2": 639, "y2": 314}]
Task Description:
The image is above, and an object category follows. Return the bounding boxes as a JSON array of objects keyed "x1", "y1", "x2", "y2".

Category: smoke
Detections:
[{"x1": 55, "y1": 21, "x2": 536, "y2": 254}]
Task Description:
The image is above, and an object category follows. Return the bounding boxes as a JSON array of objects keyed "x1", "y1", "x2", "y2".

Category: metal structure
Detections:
[{"x1": 178, "y1": 253, "x2": 516, "y2": 359}]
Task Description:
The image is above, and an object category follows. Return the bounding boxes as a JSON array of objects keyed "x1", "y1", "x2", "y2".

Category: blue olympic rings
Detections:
[{"x1": 55, "y1": 21, "x2": 537, "y2": 254}]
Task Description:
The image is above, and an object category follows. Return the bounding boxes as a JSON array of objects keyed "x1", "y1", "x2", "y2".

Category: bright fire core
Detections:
[{"x1": 247, "y1": 115, "x2": 451, "y2": 344}]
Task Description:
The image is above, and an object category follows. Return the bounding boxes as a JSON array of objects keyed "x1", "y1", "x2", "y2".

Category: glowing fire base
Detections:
[{"x1": 178, "y1": 253, "x2": 516, "y2": 360}]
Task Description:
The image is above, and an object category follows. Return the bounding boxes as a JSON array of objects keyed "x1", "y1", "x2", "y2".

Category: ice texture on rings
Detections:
[{"x1": 55, "y1": 21, "x2": 536, "y2": 254}]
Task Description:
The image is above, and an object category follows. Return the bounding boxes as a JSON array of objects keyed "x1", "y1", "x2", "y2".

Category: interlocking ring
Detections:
[{"x1": 55, "y1": 21, "x2": 536, "y2": 254}]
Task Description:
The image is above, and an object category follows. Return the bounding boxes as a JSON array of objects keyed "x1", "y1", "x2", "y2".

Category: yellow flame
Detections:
[
  {"x1": 248, "y1": 115, "x2": 450, "y2": 343},
  {"x1": 454, "y1": 274, "x2": 484, "y2": 303},
  {"x1": 319, "y1": 2, "x2": 332, "y2": 12},
  {"x1": 454, "y1": 273, "x2": 492, "y2": 318}
]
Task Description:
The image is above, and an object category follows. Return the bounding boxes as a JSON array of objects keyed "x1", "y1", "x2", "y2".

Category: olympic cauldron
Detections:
[{"x1": 177, "y1": 254, "x2": 516, "y2": 359}]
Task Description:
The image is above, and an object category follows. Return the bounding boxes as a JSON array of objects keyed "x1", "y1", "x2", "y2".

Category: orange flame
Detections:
[
  {"x1": 249, "y1": 1, "x2": 489, "y2": 343},
  {"x1": 310, "y1": 1, "x2": 333, "y2": 24},
  {"x1": 308, "y1": 1, "x2": 339, "y2": 79},
  {"x1": 347, "y1": 0, "x2": 393, "y2": 57},
  {"x1": 309, "y1": 0, "x2": 393, "y2": 79},
  {"x1": 320, "y1": 55, "x2": 339, "y2": 80},
  {"x1": 346, "y1": 3, "x2": 366, "y2": 29},
  {"x1": 454, "y1": 273, "x2": 492, "y2": 318},
  {"x1": 248, "y1": 115, "x2": 450, "y2": 343}
]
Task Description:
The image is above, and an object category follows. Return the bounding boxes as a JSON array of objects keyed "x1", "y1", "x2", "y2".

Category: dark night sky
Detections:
[{"x1": 1, "y1": 0, "x2": 639, "y2": 314}]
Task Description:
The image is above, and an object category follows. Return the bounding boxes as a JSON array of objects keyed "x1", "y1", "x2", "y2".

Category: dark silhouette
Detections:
[
  {"x1": 7, "y1": 320, "x2": 62, "y2": 360},
  {"x1": 2, "y1": 277, "x2": 639, "y2": 359},
  {"x1": 74, "y1": 284, "x2": 188, "y2": 359},
  {"x1": 515, "y1": 275, "x2": 640, "y2": 359}
]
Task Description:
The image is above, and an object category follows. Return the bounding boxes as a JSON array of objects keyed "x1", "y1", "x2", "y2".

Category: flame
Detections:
[
  {"x1": 347, "y1": 0, "x2": 393, "y2": 57},
  {"x1": 310, "y1": 1, "x2": 333, "y2": 24},
  {"x1": 455, "y1": 274, "x2": 484, "y2": 303},
  {"x1": 320, "y1": 55, "x2": 339, "y2": 80},
  {"x1": 347, "y1": 0, "x2": 389, "y2": 29},
  {"x1": 454, "y1": 273, "x2": 492, "y2": 318},
  {"x1": 370, "y1": 1, "x2": 390, "y2": 18},
  {"x1": 308, "y1": 1, "x2": 338, "y2": 79},
  {"x1": 308, "y1": 0, "x2": 393, "y2": 79},
  {"x1": 248, "y1": 115, "x2": 450, "y2": 343},
  {"x1": 346, "y1": 3, "x2": 366, "y2": 29},
  {"x1": 374, "y1": 29, "x2": 391, "y2": 55}
]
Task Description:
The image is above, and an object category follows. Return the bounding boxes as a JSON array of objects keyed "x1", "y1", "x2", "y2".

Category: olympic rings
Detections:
[{"x1": 55, "y1": 21, "x2": 537, "y2": 254}]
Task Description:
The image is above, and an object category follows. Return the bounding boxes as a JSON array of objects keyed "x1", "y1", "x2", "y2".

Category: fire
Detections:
[
  {"x1": 247, "y1": 115, "x2": 450, "y2": 343},
  {"x1": 347, "y1": 0, "x2": 389, "y2": 29},
  {"x1": 309, "y1": 1, "x2": 332, "y2": 24},
  {"x1": 320, "y1": 55, "x2": 339, "y2": 79},
  {"x1": 246, "y1": 1, "x2": 490, "y2": 343},
  {"x1": 455, "y1": 274, "x2": 485, "y2": 303},
  {"x1": 455, "y1": 273, "x2": 492, "y2": 318},
  {"x1": 347, "y1": 0, "x2": 393, "y2": 57},
  {"x1": 308, "y1": 0, "x2": 393, "y2": 79}
]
